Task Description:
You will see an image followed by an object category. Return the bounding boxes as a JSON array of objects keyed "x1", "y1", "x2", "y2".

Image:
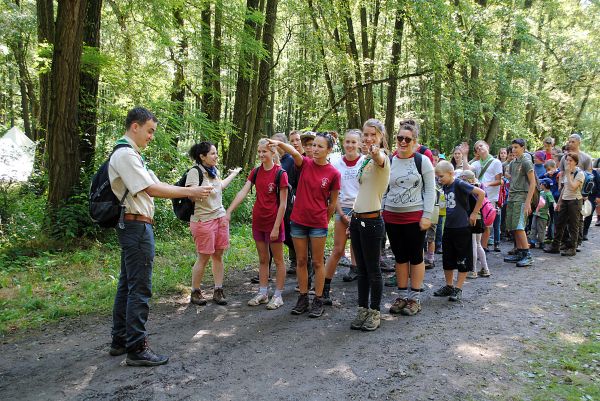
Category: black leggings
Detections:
[
  {"x1": 385, "y1": 222, "x2": 426, "y2": 265},
  {"x1": 350, "y1": 216, "x2": 385, "y2": 311}
]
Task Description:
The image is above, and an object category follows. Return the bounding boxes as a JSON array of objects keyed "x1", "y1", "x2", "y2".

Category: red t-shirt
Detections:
[
  {"x1": 247, "y1": 165, "x2": 289, "y2": 232},
  {"x1": 291, "y1": 157, "x2": 341, "y2": 228},
  {"x1": 382, "y1": 210, "x2": 423, "y2": 224}
]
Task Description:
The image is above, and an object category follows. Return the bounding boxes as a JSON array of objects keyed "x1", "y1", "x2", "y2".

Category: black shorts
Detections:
[
  {"x1": 385, "y1": 222, "x2": 426, "y2": 265},
  {"x1": 442, "y1": 227, "x2": 473, "y2": 272}
]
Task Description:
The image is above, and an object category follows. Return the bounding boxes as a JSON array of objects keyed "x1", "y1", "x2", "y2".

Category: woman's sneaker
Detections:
[
  {"x1": 248, "y1": 293, "x2": 269, "y2": 306},
  {"x1": 467, "y1": 271, "x2": 478, "y2": 279},
  {"x1": 350, "y1": 307, "x2": 369, "y2": 330},
  {"x1": 361, "y1": 309, "x2": 381, "y2": 331},
  {"x1": 342, "y1": 265, "x2": 359, "y2": 282},
  {"x1": 478, "y1": 268, "x2": 491, "y2": 278},
  {"x1": 389, "y1": 297, "x2": 408, "y2": 315},
  {"x1": 449, "y1": 287, "x2": 463, "y2": 302},
  {"x1": 433, "y1": 285, "x2": 454, "y2": 297},
  {"x1": 400, "y1": 299, "x2": 421, "y2": 316},
  {"x1": 266, "y1": 295, "x2": 284, "y2": 310}
]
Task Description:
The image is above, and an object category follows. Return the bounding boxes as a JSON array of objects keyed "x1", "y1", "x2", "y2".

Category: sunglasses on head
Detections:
[{"x1": 396, "y1": 135, "x2": 413, "y2": 144}]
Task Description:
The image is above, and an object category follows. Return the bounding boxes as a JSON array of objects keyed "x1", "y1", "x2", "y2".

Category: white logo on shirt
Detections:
[
  {"x1": 446, "y1": 192, "x2": 456, "y2": 209},
  {"x1": 267, "y1": 182, "x2": 276, "y2": 193},
  {"x1": 321, "y1": 177, "x2": 330, "y2": 189}
]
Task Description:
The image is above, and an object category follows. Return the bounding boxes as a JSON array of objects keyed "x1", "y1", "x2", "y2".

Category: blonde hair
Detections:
[
  {"x1": 362, "y1": 118, "x2": 389, "y2": 151},
  {"x1": 435, "y1": 160, "x2": 454, "y2": 175},
  {"x1": 257, "y1": 138, "x2": 280, "y2": 164}
]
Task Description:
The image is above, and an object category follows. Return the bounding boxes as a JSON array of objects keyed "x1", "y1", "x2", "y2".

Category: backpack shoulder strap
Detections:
[
  {"x1": 191, "y1": 165, "x2": 203, "y2": 186},
  {"x1": 251, "y1": 167, "x2": 260, "y2": 185},
  {"x1": 414, "y1": 152, "x2": 423, "y2": 176}
]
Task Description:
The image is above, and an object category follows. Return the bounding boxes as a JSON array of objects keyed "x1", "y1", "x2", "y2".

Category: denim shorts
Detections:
[
  {"x1": 290, "y1": 221, "x2": 328, "y2": 238},
  {"x1": 335, "y1": 206, "x2": 353, "y2": 222}
]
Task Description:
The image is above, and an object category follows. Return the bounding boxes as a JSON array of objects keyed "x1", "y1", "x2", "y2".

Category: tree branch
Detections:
[{"x1": 312, "y1": 69, "x2": 433, "y2": 130}]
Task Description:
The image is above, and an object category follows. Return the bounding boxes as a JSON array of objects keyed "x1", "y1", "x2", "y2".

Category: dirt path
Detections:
[{"x1": 1, "y1": 229, "x2": 599, "y2": 401}]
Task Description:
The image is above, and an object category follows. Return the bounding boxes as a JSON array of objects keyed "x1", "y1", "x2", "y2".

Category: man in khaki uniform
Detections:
[{"x1": 108, "y1": 107, "x2": 211, "y2": 366}]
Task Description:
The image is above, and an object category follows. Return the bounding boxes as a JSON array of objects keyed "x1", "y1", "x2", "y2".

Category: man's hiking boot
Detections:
[
  {"x1": 308, "y1": 297, "x2": 324, "y2": 318},
  {"x1": 361, "y1": 309, "x2": 381, "y2": 331},
  {"x1": 389, "y1": 297, "x2": 408, "y2": 315},
  {"x1": 543, "y1": 245, "x2": 560, "y2": 254},
  {"x1": 400, "y1": 299, "x2": 421, "y2": 316},
  {"x1": 433, "y1": 285, "x2": 454, "y2": 297},
  {"x1": 213, "y1": 288, "x2": 227, "y2": 305},
  {"x1": 504, "y1": 250, "x2": 523, "y2": 263},
  {"x1": 109, "y1": 339, "x2": 126, "y2": 356},
  {"x1": 190, "y1": 289, "x2": 207, "y2": 306},
  {"x1": 561, "y1": 248, "x2": 576, "y2": 256},
  {"x1": 516, "y1": 251, "x2": 533, "y2": 267},
  {"x1": 448, "y1": 287, "x2": 463, "y2": 302},
  {"x1": 350, "y1": 307, "x2": 369, "y2": 330},
  {"x1": 291, "y1": 294, "x2": 309, "y2": 315},
  {"x1": 125, "y1": 340, "x2": 169, "y2": 367}
]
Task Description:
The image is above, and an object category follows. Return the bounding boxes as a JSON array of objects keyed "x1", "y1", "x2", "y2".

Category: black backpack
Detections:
[
  {"x1": 250, "y1": 166, "x2": 293, "y2": 211},
  {"x1": 89, "y1": 143, "x2": 132, "y2": 228},
  {"x1": 172, "y1": 165, "x2": 202, "y2": 222}
]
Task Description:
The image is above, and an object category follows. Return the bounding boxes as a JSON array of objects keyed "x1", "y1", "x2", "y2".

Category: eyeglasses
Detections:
[{"x1": 396, "y1": 135, "x2": 412, "y2": 144}]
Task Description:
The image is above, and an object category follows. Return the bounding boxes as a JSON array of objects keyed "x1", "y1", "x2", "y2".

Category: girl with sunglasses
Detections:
[
  {"x1": 383, "y1": 121, "x2": 436, "y2": 316},
  {"x1": 267, "y1": 133, "x2": 340, "y2": 318}
]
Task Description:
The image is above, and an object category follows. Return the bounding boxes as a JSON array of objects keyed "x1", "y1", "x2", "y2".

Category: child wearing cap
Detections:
[
  {"x1": 528, "y1": 179, "x2": 555, "y2": 249},
  {"x1": 533, "y1": 151, "x2": 547, "y2": 179}
]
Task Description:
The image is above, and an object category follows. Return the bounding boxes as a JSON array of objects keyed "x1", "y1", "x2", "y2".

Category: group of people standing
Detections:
[{"x1": 105, "y1": 106, "x2": 596, "y2": 367}]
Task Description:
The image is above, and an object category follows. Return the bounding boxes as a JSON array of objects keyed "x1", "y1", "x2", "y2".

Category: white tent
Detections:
[{"x1": 0, "y1": 127, "x2": 36, "y2": 182}]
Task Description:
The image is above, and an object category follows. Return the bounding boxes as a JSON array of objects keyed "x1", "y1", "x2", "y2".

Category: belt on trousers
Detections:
[
  {"x1": 352, "y1": 211, "x2": 381, "y2": 219},
  {"x1": 124, "y1": 213, "x2": 154, "y2": 225}
]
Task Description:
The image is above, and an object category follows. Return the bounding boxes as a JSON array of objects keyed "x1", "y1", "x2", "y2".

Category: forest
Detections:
[{"x1": 0, "y1": 0, "x2": 598, "y2": 242}]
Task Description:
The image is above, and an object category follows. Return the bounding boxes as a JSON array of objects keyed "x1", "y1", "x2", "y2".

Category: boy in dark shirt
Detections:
[{"x1": 433, "y1": 161, "x2": 485, "y2": 301}]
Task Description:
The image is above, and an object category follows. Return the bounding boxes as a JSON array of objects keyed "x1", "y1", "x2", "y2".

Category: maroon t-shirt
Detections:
[
  {"x1": 291, "y1": 156, "x2": 341, "y2": 228},
  {"x1": 248, "y1": 165, "x2": 289, "y2": 232}
]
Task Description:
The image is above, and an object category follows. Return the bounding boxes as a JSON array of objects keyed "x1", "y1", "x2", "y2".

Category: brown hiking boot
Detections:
[
  {"x1": 291, "y1": 294, "x2": 309, "y2": 315},
  {"x1": 190, "y1": 289, "x2": 207, "y2": 306},
  {"x1": 389, "y1": 297, "x2": 408, "y2": 315},
  {"x1": 213, "y1": 288, "x2": 227, "y2": 305}
]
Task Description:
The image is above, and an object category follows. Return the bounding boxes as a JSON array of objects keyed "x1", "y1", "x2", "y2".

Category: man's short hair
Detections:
[
  {"x1": 569, "y1": 133, "x2": 582, "y2": 143},
  {"x1": 544, "y1": 159, "x2": 556, "y2": 168},
  {"x1": 289, "y1": 130, "x2": 302, "y2": 138},
  {"x1": 511, "y1": 138, "x2": 526, "y2": 148},
  {"x1": 125, "y1": 107, "x2": 158, "y2": 130}
]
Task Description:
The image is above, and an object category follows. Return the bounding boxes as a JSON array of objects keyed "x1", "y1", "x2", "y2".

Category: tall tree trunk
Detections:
[
  {"x1": 226, "y1": 0, "x2": 261, "y2": 169},
  {"x1": 170, "y1": 7, "x2": 187, "y2": 147},
  {"x1": 307, "y1": 0, "x2": 337, "y2": 121},
  {"x1": 384, "y1": 10, "x2": 404, "y2": 144},
  {"x1": 433, "y1": 72, "x2": 442, "y2": 143},
  {"x1": 485, "y1": 0, "x2": 533, "y2": 145},
  {"x1": 244, "y1": 0, "x2": 279, "y2": 168},
  {"x1": 79, "y1": 0, "x2": 103, "y2": 173},
  {"x1": 361, "y1": 1, "x2": 379, "y2": 118},
  {"x1": 572, "y1": 84, "x2": 592, "y2": 130},
  {"x1": 36, "y1": 0, "x2": 54, "y2": 145},
  {"x1": 211, "y1": 0, "x2": 223, "y2": 123},
  {"x1": 200, "y1": 3, "x2": 213, "y2": 118},
  {"x1": 47, "y1": 0, "x2": 87, "y2": 211},
  {"x1": 342, "y1": 2, "x2": 367, "y2": 123},
  {"x1": 333, "y1": 26, "x2": 360, "y2": 128}
]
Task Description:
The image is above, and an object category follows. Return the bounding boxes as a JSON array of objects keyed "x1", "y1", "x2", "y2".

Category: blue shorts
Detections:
[
  {"x1": 335, "y1": 206, "x2": 353, "y2": 222},
  {"x1": 290, "y1": 221, "x2": 328, "y2": 238}
]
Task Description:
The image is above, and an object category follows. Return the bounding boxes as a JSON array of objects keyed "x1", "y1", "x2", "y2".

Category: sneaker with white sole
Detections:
[
  {"x1": 266, "y1": 295, "x2": 284, "y2": 310},
  {"x1": 350, "y1": 307, "x2": 369, "y2": 330},
  {"x1": 248, "y1": 293, "x2": 269, "y2": 306},
  {"x1": 466, "y1": 271, "x2": 478, "y2": 279}
]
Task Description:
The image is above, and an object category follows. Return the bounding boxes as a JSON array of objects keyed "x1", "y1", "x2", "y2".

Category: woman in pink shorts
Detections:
[
  {"x1": 186, "y1": 142, "x2": 241, "y2": 306},
  {"x1": 226, "y1": 139, "x2": 289, "y2": 309}
]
